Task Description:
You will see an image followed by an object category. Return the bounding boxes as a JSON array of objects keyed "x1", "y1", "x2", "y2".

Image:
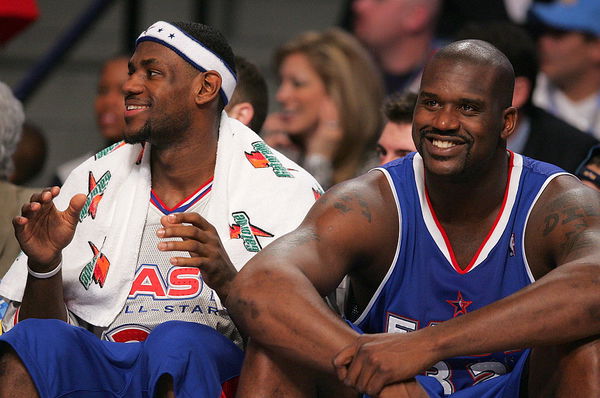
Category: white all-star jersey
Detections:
[{"x1": 103, "y1": 178, "x2": 242, "y2": 347}]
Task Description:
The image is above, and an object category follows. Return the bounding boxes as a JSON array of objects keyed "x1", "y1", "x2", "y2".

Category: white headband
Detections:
[{"x1": 136, "y1": 21, "x2": 237, "y2": 104}]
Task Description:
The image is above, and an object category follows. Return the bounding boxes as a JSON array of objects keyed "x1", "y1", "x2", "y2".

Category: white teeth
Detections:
[
  {"x1": 432, "y1": 139, "x2": 457, "y2": 149},
  {"x1": 126, "y1": 105, "x2": 147, "y2": 111}
]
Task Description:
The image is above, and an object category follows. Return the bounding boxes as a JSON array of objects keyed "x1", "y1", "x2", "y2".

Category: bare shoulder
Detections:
[
  {"x1": 526, "y1": 175, "x2": 600, "y2": 277},
  {"x1": 306, "y1": 170, "x2": 395, "y2": 226},
  {"x1": 293, "y1": 170, "x2": 398, "y2": 274}
]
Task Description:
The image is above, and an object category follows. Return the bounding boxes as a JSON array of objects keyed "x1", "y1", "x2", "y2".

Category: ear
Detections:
[
  {"x1": 226, "y1": 102, "x2": 255, "y2": 128},
  {"x1": 500, "y1": 106, "x2": 518, "y2": 141},
  {"x1": 192, "y1": 70, "x2": 222, "y2": 106},
  {"x1": 512, "y1": 76, "x2": 531, "y2": 108}
]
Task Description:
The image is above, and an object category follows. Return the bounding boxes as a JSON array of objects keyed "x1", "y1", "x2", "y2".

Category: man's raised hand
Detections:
[{"x1": 13, "y1": 187, "x2": 87, "y2": 272}]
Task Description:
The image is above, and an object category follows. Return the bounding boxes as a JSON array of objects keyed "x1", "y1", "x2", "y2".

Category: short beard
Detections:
[{"x1": 124, "y1": 122, "x2": 151, "y2": 144}]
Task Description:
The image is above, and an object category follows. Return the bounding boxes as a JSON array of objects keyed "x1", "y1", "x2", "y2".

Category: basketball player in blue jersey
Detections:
[
  {"x1": 227, "y1": 39, "x2": 600, "y2": 397},
  {"x1": 0, "y1": 21, "x2": 319, "y2": 398}
]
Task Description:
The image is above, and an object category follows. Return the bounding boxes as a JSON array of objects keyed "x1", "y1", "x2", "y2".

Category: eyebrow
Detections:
[
  {"x1": 140, "y1": 58, "x2": 160, "y2": 67},
  {"x1": 129, "y1": 58, "x2": 161, "y2": 70},
  {"x1": 419, "y1": 91, "x2": 437, "y2": 99},
  {"x1": 420, "y1": 91, "x2": 485, "y2": 108}
]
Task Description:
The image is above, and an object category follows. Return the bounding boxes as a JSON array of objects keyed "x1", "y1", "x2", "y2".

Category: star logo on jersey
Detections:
[
  {"x1": 229, "y1": 211, "x2": 274, "y2": 252},
  {"x1": 79, "y1": 240, "x2": 110, "y2": 289},
  {"x1": 244, "y1": 141, "x2": 293, "y2": 178},
  {"x1": 446, "y1": 291, "x2": 472, "y2": 318},
  {"x1": 79, "y1": 170, "x2": 111, "y2": 222}
]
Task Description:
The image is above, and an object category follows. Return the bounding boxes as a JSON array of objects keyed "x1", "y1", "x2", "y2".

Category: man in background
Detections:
[
  {"x1": 457, "y1": 21, "x2": 598, "y2": 173},
  {"x1": 225, "y1": 55, "x2": 269, "y2": 133},
  {"x1": 528, "y1": 0, "x2": 600, "y2": 138},
  {"x1": 351, "y1": 0, "x2": 442, "y2": 94},
  {"x1": 377, "y1": 91, "x2": 417, "y2": 164}
]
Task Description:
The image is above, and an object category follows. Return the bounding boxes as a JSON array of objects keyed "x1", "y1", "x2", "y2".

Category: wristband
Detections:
[{"x1": 27, "y1": 262, "x2": 62, "y2": 279}]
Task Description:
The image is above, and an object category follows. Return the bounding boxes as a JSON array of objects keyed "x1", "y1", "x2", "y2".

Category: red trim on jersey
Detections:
[
  {"x1": 220, "y1": 376, "x2": 239, "y2": 398},
  {"x1": 424, "y1": 152, "x2": 514, "y2": 274},
  {"x1": 13, "y1": 305, "x2": 19, "y2": 326},
  {"x1": 150, "y1": 177, "x2": 213, "y2": 213}
]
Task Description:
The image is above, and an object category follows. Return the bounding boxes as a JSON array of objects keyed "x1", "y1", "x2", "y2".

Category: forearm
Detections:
[
  {"x1": 227, "y1": 262, "x2": 358, "y2": 373},
  {"x1": 19, "y1": 258, "x2": 67, "y2": 322},
  {"x1": 429, "y1": 263, "x2": 600, "y2": 360}
]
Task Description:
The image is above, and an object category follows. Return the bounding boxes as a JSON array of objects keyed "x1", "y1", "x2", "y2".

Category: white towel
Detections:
[{"x1": 0, "y1": 112, "x2": 321, "y2": 327}]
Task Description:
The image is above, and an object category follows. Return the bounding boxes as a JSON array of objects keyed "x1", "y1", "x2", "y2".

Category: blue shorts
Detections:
[
  {"x1": 0, "y1": 319, "x2": 243, "y2": 398},
  {"x1": 345, "y1": 320, "x2": 528, "y2": 398}
]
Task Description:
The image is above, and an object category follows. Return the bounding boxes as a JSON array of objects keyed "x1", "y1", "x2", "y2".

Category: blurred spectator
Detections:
[
  {"x1": 457, "y1": 21, "x2": 598, "y2": 173},
  {"x1": 266, "y1": 28, "x2": 384, "y2": 188},
  {"x1": 377, "y1": 91, "x2": 417, "y2": 164},
  {"x1": 224, "y1": 55, "x2": 269, "y2": 132},
  {"x1": 9, "y1": 121, "x2": 47, "y2": 185},
  {"x1": 576, "y1": 144, "x2": 600, "y2": 192},
  {"x1": 53, "y1": 55, "x2": 129, "y2": 185},
  {"x1": 346, "y1": 0, "x2": 443, "y2": 94},
  {"x1": 0, "y1": 81, "x2": 39, "y2": 277},
  {"x1": 528, "y1": 0, "x2": 600, "y2": 138},
  {"x1": 435, "y1": 0, "x2": 553, "y2": 39}
]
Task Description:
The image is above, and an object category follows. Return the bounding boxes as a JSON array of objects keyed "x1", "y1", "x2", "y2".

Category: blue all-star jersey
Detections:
[{"x1": 355, "y1": 151, "x2": 566, "y2": 395}]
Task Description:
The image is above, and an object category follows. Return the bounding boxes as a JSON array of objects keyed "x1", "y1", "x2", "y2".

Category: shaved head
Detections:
[{"x1": 427, "y1": 39, "x2": 515, "y2": 108}]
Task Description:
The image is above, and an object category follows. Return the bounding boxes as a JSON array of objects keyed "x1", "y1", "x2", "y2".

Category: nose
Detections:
[
  {"x1": 275, "y1": 81, "x2": 291, "y2": 104},
  {"x1": 432, "y1": 107, "x2": 459, "y2": 132},
  {"x1": 122, "y1": 73, "x2": 142, "y2": 97}
]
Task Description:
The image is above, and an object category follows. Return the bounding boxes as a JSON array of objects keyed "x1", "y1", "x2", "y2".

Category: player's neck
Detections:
[
  {"x1": 150, "y1": 135, "x2": 217, "y2": 208},
  {"x1": 425, "y1": 153, "x2": 509, "y2": 223}
]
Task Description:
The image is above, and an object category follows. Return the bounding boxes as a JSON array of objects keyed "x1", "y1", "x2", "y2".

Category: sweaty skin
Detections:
[{"x1": 227, "y1": 41, "x2": 600, "y2": 397}]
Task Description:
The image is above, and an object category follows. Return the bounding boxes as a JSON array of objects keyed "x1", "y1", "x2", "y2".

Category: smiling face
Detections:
[
  {"x1": 95, "y1": 57, "x2": 128, "y2": 143},
  {"x1": 123, "y1": 41, "x2": 194, "y2": 146},
  {"x1": 413, "y1": 57, "x2": 514, "y2": 180},
  {"x1": 275, "y1": 52, "x2": 329, "y2": 137}
]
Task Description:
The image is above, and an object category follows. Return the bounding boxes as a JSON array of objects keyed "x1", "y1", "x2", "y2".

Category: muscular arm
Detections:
[
  {"x1": 436, "y1": 176, "x2": 600, "y2": 351},
  {"x1": 226, "y1": 171, "x2": 397, "y2": 372},
  {"x1": 334, "y1": 176, "x2": 600, "y2": 394}
]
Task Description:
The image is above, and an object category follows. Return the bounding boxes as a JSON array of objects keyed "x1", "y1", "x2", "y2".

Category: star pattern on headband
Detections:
[
  {"x1": 158, "y1": 28, "x2": 163, "y2": 32},
  {"x1": 169, "y1": 33, "x2": 175, "y2": 38}
]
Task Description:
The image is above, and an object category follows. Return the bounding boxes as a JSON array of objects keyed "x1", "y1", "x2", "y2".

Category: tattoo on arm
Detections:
[
  {"x1": 542, "y1": 199, "x2": 600, "y2": 254},
  {"x1": 331, "y1": 192, "x2": 373, "y2": 223}
]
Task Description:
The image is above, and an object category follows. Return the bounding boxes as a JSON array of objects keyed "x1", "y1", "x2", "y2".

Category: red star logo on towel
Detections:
[
  {"x1": 229, "y1": 224, "x2": 273, "y2": 239},
  {"x1": 87, "y1": 171, "x2": 105, "y2": 219},
  {"x1": 446, "y1": 291, "x2": 472, "y2": 318},
  {"x1": 89, "y1": 241, "x2": 110, "y2": 287},
  {"x1": 245, "y1": 151, "x2": 270, "y2": 168}
]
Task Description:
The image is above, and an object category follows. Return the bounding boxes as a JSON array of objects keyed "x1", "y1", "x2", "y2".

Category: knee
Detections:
[
  {"x1": 0, "y1": 344, "x2": 39, "y2": 398},
  {"x1": 529, "y1": 337, "x2": 600, "y2": 397},
  {"x1": 145, "y1": 321, "x2": 221, "y2": 354},
  {"x1": 3, "y1": 319, "x2": 77, "y2": 360}
]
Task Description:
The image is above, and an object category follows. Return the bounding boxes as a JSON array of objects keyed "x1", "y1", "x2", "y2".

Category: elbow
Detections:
[{"x1": 225, "y1": 265, "x2": 268, "y2": 332}]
